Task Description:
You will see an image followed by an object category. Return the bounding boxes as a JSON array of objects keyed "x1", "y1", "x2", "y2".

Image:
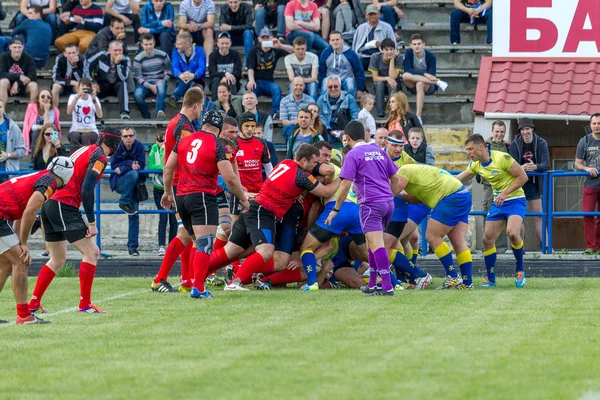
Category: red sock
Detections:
[
  {"x1": 214, "y1": 237, "x2": 227, "y2": 250},
  {"x1": 267, "y1": 268, "x2": 303, "y2": 285},
  {"x1": 207, "y1": 247, "x2": 232, "y2": 276},
  {"x1": 29, "y1": 265, "x2": 55, "y2": 309},
  {"x1": 16, "y1": 303, "x2": 30, "y2": 319},
  {"x1": 154, "y1": 237, "x2": 185, "y2": 283},
  {"x1": 79, "y1": 262, "x2": 96, "y2": 309},
  {"x1": 192, "y1": 251, "x2": 210, "y2": 292},
  {"x1": 180, "y1": 242, "x2": 193, "y2": 287},
  {"x1": 232, "y1": 260, "x2": 241, "y2": 275},
  {"x1": 232, "y1": 252, "x2": 270, "y2": 284}
]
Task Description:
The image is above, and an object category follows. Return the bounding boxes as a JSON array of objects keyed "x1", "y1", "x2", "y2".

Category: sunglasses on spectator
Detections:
[
  {"x1": 44, "y1": 131, "x2": 58, "y2": 137},
  {"x1": 156, "y1": 139, "x2": 164, "y2": 143},
  {"x1": 328, "y1": 85, "x2": 340, "y2": 89},
  {"x1": 40, "y1": 94, "x2": 51, "y2": 100}
]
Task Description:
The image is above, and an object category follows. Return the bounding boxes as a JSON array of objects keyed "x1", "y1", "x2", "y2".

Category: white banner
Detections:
[{"x1": 493, "y1": 0, "x2": 600, "y2": 58}]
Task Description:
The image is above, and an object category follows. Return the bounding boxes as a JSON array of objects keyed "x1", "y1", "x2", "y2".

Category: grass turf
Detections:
[{"x1": 1, "y1": 277, "x2": 600, "y2": 399}]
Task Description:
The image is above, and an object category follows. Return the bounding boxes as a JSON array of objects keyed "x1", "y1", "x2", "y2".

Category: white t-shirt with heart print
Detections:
[{"x1": 68, "y1": 94, "x2": 102, "y2": 134}]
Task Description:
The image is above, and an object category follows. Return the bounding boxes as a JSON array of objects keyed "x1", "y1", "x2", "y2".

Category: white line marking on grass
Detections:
[{"x1": 0, "y1": 289, "x2": 148, "y2": 327}]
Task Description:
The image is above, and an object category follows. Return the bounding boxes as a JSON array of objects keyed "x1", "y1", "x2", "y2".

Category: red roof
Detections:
[{"x1": 473, "y1": 57, "x2": 600, "y2": 116}]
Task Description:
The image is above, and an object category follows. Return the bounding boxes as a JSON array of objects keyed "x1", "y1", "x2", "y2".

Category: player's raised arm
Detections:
[{"x1": 456, "y1": 169, "x2": 475, "y2": 184}]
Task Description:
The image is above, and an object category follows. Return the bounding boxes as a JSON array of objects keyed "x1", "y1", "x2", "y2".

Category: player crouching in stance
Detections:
[
  {"x1": 457, "y1": 134, "x2": 528, "y2": 287},
  {"x1": 161, "y1": 110, "x2": 249, "y2": 299},
  {"x1": 206, "y1": 144, "x2": 340, "y2": 291},
  {"x1": 0, "y1": 157, "x2": 73, "y2": 324},
  {"x1": 395, "y1": 163, "x2": 474, "y2": 289},
  {"x1": 29, "y1": 127, "x2": 121, "y2": 314}
]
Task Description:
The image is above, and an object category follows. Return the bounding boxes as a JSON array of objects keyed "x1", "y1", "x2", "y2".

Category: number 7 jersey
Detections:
[{"x1": 173, "y1": 130, "x2": 230, "y2": 196}]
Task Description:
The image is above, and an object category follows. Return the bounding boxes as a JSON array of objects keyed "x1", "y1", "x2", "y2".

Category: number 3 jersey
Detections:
[
  {"x1": 173, "y1": 130, "x2": 230, "y2": 196},
  {"x1": 236, "y1": 136, "x2": 271, "y2": 193},
  {"x1": 254, "y1": 159, "x2": 319, "y2": 220},
  {"x1": 0, "y1": 170, "x2": 57, "y2": 221}
]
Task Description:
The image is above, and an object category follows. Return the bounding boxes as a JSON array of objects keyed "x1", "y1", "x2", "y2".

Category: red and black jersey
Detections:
[
  {"x1": 0, "y1": 170, "x2": 57, "y2": 221},
  {"x1": 236, "y1": 136, "x2": 270, "y2": 193},
  {"x1": 165, "y1": 113, "x2": 195, "y2": 186},
  {"x1": 173, "y1": 130, "x2": 229, "y2": 196},
  {"x1": 52, "y1": 145, "x2": 107, "y2": 208},
  {"x1": 255, "y1": 159, "x2": 319, "y2": 220}
]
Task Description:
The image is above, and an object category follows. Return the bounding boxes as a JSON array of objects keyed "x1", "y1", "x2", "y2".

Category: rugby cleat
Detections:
[
  {"x1": 29, "y1": 305, "x2": 48, "y2": 314},
  {"x1": 365, "y1": 289, "x2": 394, "y2": 296},
  {"x1": 16, "y1": 314, "x2": 50, "y2": 324},
  {"x1": 190, "y1": 287, "x2": 213, "y2": 299},
  {"x1": 394, "y1": 284, "x2": 405, "y2": 291},
  {"x1": 300, "y1": 283, "x2": 319, "y2": 291},
  {"x1": 178, "y1": 285, "x2": 192, "y2": 293},
  {"x1": 480, "y1": 280, "x2": 498, "y2": 288},
  {"x1": 224, "y1": 280, "x2": 249, "y2": 291},
  {"x1": 360, "y1": 285, "x2": 378, "y2": 294},
  {"x1": 436, "y1": 275, "x2": 463, "y2": 290},
  {"x1": 256, "y1": 280, "x2": 273, "y2": 290},
  {"x1": 413, "y1": 273, "x2": 432, "y2": 290},
  {"x1": 151, "y1": 279, "x2": 178, "y2": 293},
  {"x1": 0, "y1": 319, "x2": 8, "y2": 324},
  {"x1": 79, "y1": 304, "x2": 107, "y2": 314},
  {"x1": 454, "y1": 283, "x2": 474, "y2": 290},
  {"x1": 515, "y1": 271, "x2": 526, "y2": 287}
]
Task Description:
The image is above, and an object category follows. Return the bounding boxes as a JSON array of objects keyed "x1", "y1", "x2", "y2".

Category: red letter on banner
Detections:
[
  {"x1": 563, "y1": 0, "x2": 600, "y2": 52},
  {"x1": 509, "y1": 0, "x2": 558, "y2": 52}
]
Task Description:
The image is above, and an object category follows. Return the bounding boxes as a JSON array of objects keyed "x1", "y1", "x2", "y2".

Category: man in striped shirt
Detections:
[
  {"x1": 55, "y1": 0, "x2": 104, "y2": 54},
  {"x1": 178, "y1": 0, "x2": 216, "y2": 60},
  {"x1": 133, "y1": 33, "x2": 172, "y2": 120}
]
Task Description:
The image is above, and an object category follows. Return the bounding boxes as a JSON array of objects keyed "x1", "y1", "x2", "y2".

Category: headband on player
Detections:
[{"x1": 388, "y1": 136, "x2": 406, "y2": 145}]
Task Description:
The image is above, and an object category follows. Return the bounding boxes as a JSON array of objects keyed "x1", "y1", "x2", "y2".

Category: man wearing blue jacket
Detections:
[
  {"x1": 109, "y1": 127, "x2": 147, "y2": 256},
  {"x1": 401, "y1": 33, "x2": 448, "y2": 122},
  {"x1": 318, "y1": 31, "x2": 365, "y2": 97},
  {"x1": 139, "y1": 0, "x2": 176, "y2": 56},
  {"x1": 316, "y1": 75, "x2": 359, "y2": 142},
  {"x1": 166, "y1": 31, "x2": 206, "y2": 107}
]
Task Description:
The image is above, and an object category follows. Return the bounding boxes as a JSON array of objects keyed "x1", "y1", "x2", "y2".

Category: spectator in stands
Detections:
[
  {"x1": 371, "y1": 0, "x2": 402, "y2": 30},
  {"x1": 286, "y1": 107, "x2": 322, "y2": 159},
  {"x1": 104, "y1": 0, "x2": 141, "y2": 43},
  {"x1": 0, "y1": 99, "x2": 26, "y2": 183},
  {"x1": 12, "y1": 7, "x2": 52, "y2": 68},
  {"x1": 214, "y1": 82, "x2": 242, "y2": 118},
  {"x1": 313, "y1": 0, "x2": 329, "y2": 41},
  {"x1": 178, "y1": 0, "x2": 216, "y2": 59},
  {"x1": 109, "y1": 127, "x2": 146, "y2": 256},
  {"x1": 51, "y1": 43, "x2": 87, "y2": 108},
  {"x1": 66, "y1": 78, "x2": 103, "y2": 150},
  {"x1": 319, "y1": 31, "x2": 365, "y2": 97},
  {"x1": 166, "y1": 31, "x2": 206, "y2": 107},
  {"x1": 133, "y1": 33, "x2": 171, "y2": 120},
  {"x1": 139, "y1": 0, "x2": 176, "y2": 56},
  {"x1": 208, "y1": 31, "x2": 242, "y2": 101},
  {"x1": 358, "y1": 93, "x2": 376, "y2": 136},
  {"x1": 352, "y1": 5, "x2": 395, "y2": 71},
  {"x1": 55, "y1": 0, "x2": 104, "y2": 54},
  {"x1": 369, "y1": 38, "x2": 401, "y2": 118},
  {"x1": 316, "y1": 75, "x2": 359, "y2": 141},
  {"x1": 253, "y1": 0, "x2": 286, "y2": 43},
  {"x1": 285, "y1": 36, "x2": 319, "y2": 101},
  {"x1": 307, "y1": 103, "x2": 324, "y2": 137},
  {"x1": 284, "y1": 0, "x2": 328, "y2": 52},
  {"x1": 329, "y1": 0, "x2": 354, "y2": 37},
  {"x1": 402, "y1": 33, "x2": 448, "y2": 122},
  {"x1": 253, "y1": 121, "x2": 278, "y2": 169},
  {"x1": 23, "y1": 88, "x2": 61, "y2": 154},
  {"x1": 575, "y1": 113, "x2": 600, "y2": 255},
  {"x1": 84, "y1": 17, "x2": 126, "y2": 60},
  {"x1": 87, "y1": 40, "x2": 131, "y2": 120},
  {"x1": 373, "y1": 127, "x2": 388, "y2": 149},
  {"x1": 280, "y1": 77, "x2": 315, "y2": 143},
  {"x1": 219, "y1": 0, "x2": 254, "y2": 67},
  {"x1": 0, "y1": 36, "x2": 38, "y2": 109},
  {"x1": 198, "y1": 93, "x2": 215, "y2": 125},
  {"x1": 509, "y1": 118, "x2": 549, "y2": 249},
  {"x1": 450, "y1": 0, "x2": 492, "y2": 47},
  {"x1": 31, "y1": 122, "x2": 68, "y2": 171},
  {"x1": 148, "y1": 132, "x2": 177, "y2": 257},
  {"x1": 246, "y1": 28, "x2": 293, "y2": 118},
  {"x1": 385, "y1": 92, "x2": 421, "y2": 136},
  {"x1": 242, "y1": 91, "x2": 273, "y2": 142},
  {"x1": 15, "y1": 0, "x2": 57, "y2": 42},
  {"x1": 404, "y1": 127, "x2": 433, "y2": 165}
]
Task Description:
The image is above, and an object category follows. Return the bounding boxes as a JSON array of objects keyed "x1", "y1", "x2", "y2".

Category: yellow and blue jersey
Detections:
[
  {"x1": 392, "y1": 152, "x2": 416, "y2": 168},
  {"x1": 467, "y1": 150, "x2": 525, "y2": 201},
  {"x1": 395, "y1": 164, "x2": 463, "y2": 209}
]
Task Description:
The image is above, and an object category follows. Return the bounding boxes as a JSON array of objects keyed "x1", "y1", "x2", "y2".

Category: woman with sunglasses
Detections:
[
  {"x1": 31, "y1": 123, "x2": 68, "y2": 171},
  {"x1": 22, "y1": 88, "x2": 61, "y2": 155}
]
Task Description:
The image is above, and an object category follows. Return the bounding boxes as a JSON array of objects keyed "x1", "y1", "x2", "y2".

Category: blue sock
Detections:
[
  {"x1": 434, "y1": 242, "x2": 458, "y2": 278},
  {"x1": 511, "y1": 241, "x2": 524, "y2": 272},
  {"x1": 390, "y1": 271, "x2": 400, "y2": 287},
  {"x1": 457, "y1": 250, "x2": 473, "y2": 286},
  {"x1": 411, "y1": 249, "x2": 418, "y2": 265},
  {"x1": 408, "y1": 261, "x2": 428, "y2": 279},
  {"x1": 301, "y1": 250, "x2": 318, "y2": 285},
  {"x1": 483, "y1": 247, "x2": 497, "y2": 283}
]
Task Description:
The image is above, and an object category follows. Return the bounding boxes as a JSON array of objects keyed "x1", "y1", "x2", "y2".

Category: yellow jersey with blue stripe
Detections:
[
  {"x1": 328, "y1": 164, "x2": 358, "y2": 204},
  {"x1": 467, "y1": 150, "x2": 525, "y2": 201},
  {"x1": 396, "y1": 164, "x2": 463, "y2": 209},
  {"x1": 392, "y1": 152, "x2": 416, "y2": 168}
]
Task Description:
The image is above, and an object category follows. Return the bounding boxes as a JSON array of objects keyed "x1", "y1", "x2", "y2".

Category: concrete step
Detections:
[
  {"x1": 400, "y1": 24, "x2": 489, "y2": 46},
  {"x1": 424, "y1": 125, "x2": 471, "y2": 147}
]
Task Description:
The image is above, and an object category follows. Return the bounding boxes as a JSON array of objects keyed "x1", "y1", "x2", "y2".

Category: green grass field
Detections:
[{"x1": 1, "y1": 277, "x2": 600, "y2": 400}]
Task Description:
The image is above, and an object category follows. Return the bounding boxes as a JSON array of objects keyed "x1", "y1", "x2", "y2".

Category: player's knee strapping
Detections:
[
  {"x1": 219, "y1": 214, "x2": 231, "y2": 226},
  {"x1": 483, "y1": 247, "x2": 497, "y2": 282},
  {"x1": 457, "y1": 249, "x2": 473, "y2": 286},
  {"x1": 196, "y1": 234, "x2": 215, "y2": 255}
]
